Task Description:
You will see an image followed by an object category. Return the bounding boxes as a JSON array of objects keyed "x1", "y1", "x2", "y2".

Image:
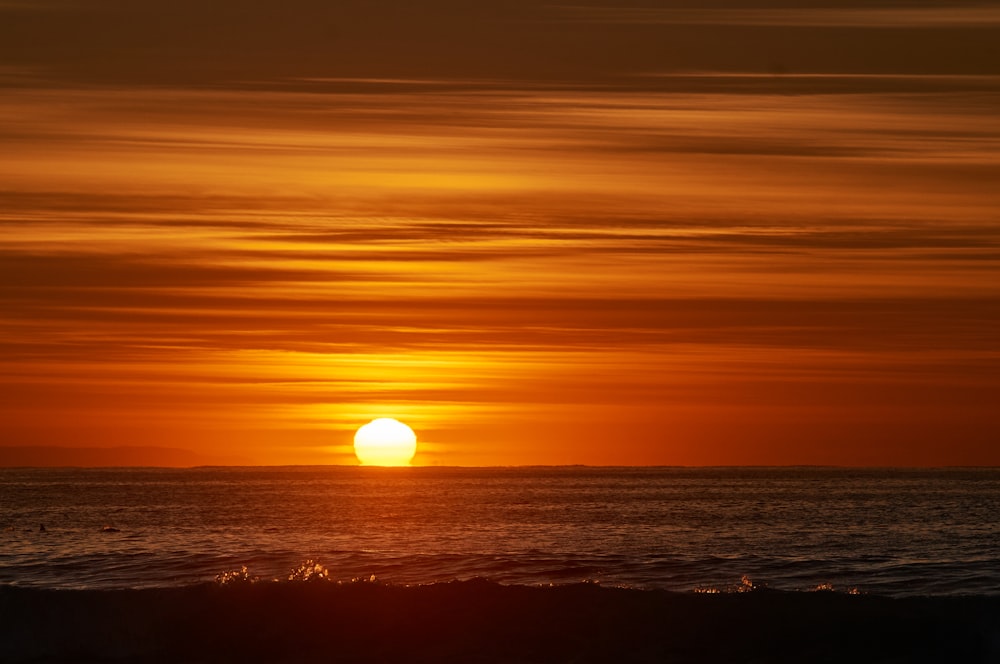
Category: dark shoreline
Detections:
[{"x1": 2, "y1": 580, "x2": 999, "y2": 663}]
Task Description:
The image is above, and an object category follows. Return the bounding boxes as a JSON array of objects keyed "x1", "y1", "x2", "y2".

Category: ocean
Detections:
[
  {"x1": 2, "y1": 466, "x2": 998, "y2": 595},
  {"x1": 3, "y1": 467, "x2": 1000, "y2": 662}
]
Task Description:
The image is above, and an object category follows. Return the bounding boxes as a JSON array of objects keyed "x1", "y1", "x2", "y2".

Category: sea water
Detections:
[{"x1": 1, "y1": 467, "x2": 998, "y2": 596}]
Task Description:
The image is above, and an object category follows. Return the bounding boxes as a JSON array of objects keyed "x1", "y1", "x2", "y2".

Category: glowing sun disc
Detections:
[{"x1": 353, "y1": 418, "x2": 417, "y2": 466}]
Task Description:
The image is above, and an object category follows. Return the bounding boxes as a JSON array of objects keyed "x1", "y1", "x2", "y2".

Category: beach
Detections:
[{"x1": 3, "y1": 580, "x2": 999, "y2": 662}]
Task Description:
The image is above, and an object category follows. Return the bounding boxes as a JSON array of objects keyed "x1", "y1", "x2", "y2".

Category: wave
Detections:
[
  {"x1": 4, "y1": 548, "x2": 999, "y2": 597},
  {"x1": 2, "y1": 575, "x2": 998, "y2": 663}
]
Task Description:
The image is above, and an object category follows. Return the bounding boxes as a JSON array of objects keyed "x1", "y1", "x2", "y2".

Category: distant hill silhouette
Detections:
[{"x1": 0, "y1": 446, "x2": 246, "y2": 467}]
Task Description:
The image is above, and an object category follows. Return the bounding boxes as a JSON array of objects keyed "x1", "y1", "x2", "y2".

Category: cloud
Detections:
[
  {"x1": 559, "y1": 6, "x2": 1000, "y2": 28},
  {"x1": 3, "y1": 0, "x2": 999, "y2": 90},
  {"x1": 1, "y1": 48, "x2": 998, "y2": 462},
  {"x1": 0, "y1": 1, "x2": 74, "y2": 9}
]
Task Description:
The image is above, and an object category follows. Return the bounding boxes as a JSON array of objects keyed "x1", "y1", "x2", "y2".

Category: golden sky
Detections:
[{"x1": 2, "y1": 1, "x2": 999, "y2": 466}]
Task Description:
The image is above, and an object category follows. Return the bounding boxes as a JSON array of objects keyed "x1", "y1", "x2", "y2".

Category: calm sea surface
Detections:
[{"x1": 1, "y1": 467, "x2": 998, "y2": 596}]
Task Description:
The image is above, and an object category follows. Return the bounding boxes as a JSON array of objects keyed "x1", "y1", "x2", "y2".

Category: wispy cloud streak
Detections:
[{"x1": 560, "y1": 6, "x2": 1000, "y2": 28}]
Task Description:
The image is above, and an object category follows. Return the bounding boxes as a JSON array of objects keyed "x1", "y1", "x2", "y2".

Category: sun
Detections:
[{"x1": 353, "y1": 418, "x2": 418, "y2": 466}]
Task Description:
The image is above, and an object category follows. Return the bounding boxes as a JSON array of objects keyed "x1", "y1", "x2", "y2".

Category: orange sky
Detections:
[{"x1": 1, "y1": 1, "x2": 999, "y2": 466}]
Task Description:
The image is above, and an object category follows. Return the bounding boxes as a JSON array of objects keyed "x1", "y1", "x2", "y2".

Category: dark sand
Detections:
[{"x1": 2, "y1": 580, "x2": 998, "y2": 662}]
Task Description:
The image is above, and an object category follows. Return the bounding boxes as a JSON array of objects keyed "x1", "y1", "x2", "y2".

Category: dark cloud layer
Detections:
[{"x1": 2, "y1": 0, "x2": 1000, "y2": 89}]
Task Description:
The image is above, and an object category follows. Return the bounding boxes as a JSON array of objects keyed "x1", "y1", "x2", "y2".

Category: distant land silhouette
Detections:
[{"x1": 0, "y1": 446, "x2": 246, "y2": 468}]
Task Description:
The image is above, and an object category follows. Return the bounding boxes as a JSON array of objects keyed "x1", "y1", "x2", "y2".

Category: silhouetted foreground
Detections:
[{"x1": 2, "y1": 580, "x2": 998, "y2": 663}]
